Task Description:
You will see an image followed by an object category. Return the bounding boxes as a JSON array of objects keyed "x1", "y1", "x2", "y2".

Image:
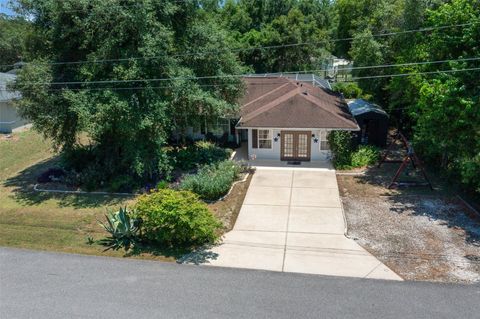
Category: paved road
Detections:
[
  {"x1": 1, "y1": 248, "x2": 479, "y2": 319},
  {"x1": 201, "y1": 167, "x2": 400, "y2": 280}
]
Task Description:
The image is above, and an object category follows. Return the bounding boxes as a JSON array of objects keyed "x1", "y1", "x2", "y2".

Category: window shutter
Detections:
[{"x1": 252, "y1": 129, "x2": 258, "y2": 149}]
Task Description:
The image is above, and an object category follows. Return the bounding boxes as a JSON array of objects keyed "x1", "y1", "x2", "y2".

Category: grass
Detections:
[
  {"x1": 0, "y1": 130, "x2": 249, "y2": 261},
  {"x1": 0, "y1": 130, "x2": 174, "y2": 260}
]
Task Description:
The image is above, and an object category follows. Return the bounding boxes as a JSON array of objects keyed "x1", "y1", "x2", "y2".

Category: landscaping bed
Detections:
[
  {"x1": 0, "y1": 130, "x2": 252, "y2": 260},
  {"x1": 337, "y1": 165, "x2": 480, "y2": 283},
  {"x1": 208, "y1": 172, "x2": 253, "y2": 232}
]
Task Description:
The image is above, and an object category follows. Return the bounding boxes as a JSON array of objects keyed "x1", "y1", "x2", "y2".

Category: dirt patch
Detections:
[
  {"x1": 209, "y1": 172, "x2": 253, "y2": 232},
  {"x1": 338, "y1": 171, "x2": 480, "y2": 283},
  {"x1": 0, "y1": 134, "x2": 19, "y2": 142}
]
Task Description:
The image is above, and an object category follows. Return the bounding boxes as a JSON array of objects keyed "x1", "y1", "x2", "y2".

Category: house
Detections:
[
  {"x1": 347, "y1": 98, "x2": 389, "y2": 147},
  {"x1": 0, "y1": 72, "x2": 26, "y2": 133},
  {"x1": 235, "y1": 76, "x2": 359, "y2": 162}
]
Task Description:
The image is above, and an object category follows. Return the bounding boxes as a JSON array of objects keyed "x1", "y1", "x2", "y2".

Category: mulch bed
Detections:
[{"x1": 208, "y1": 172, "x2": 253, "y2": 232}]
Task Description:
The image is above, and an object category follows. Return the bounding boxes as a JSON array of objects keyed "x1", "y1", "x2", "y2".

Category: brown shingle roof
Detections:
[{"x1": 237, "y1": 77, "x2": 359, "y2": 130}]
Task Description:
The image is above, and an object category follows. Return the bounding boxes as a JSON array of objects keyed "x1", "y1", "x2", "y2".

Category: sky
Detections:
[{"x1": 0, "y1": 0, "x2": 16, "y2": 16}]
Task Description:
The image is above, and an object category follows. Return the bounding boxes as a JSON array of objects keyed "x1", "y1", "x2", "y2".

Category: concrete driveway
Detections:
[{"x1": 200, "y1": 166, "x2": 402, "y2": 280}]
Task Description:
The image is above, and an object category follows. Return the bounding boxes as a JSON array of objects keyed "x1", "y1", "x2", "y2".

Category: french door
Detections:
[{"x1": 281, "y1": 131, "x2": 311, "y2": 161}]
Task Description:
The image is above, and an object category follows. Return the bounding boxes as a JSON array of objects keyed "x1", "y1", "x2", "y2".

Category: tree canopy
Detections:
[
  {"x1": 0, "y1": 14, "x2": 31, "y2": 71},
  {"x1": 7, "y1": 0, "x2": 480, "y2": 194},
  {"x1": 13, "y1": 0, "x2": 246, "y2": 184}
]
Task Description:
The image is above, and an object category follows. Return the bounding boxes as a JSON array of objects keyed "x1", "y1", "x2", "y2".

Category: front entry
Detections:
[{"x1": 281, "y1": 131, "x2": 311, "y2": 161}]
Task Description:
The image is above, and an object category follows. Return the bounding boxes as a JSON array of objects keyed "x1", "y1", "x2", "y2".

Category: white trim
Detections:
[
  {"x1": 238, "y1": 126, "x2": 360, "y2": 131},
  {"x1": 235, "y1": 116, "x2": 360, "y2": 131}
]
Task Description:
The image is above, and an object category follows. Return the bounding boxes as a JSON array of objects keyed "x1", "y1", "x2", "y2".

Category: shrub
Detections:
[
  {"x1": 108, "y1": 175, "x2": 136, "y2": 193},
  {"x1": 98, "y1": 207, "x2": 141, "y2": 251},
  {"x1": 350, "y1": 145, "x2": 380, "y2": 167},
  {"x1": 155, "y1": 180, "x2": 169, "y2": 190},
  {"x1": 458, "y1": 154, "x2": 480, "y2": 194},
  {"x1": 170, "y1": 141, "x2": 232, "y2": 171},
  {"x1": 134, "y1": 189, "x2": 222, "y2": 246},
  {"x1": 180, "y1": 161, "x2": 242, "y2": 201},
  {"x1": 37, "y1": 168, "x2": 66, "y2": 183},
  {"x1": 333, "y1": 82, "x2": 363, "y2": 99},
  {"x1": 328, "y1": 131, "x2": 355, "y2": 169}
]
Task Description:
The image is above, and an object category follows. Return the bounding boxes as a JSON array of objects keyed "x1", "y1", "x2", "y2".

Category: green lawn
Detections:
[{"x1": 0, "y1": 130, "x2": 174, "y2": 260}]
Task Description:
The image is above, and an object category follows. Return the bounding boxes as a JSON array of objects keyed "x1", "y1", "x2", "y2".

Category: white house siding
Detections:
[
  {"x1": 0, "y1": 101, "x2": 27, "y2": 133},
  {"x1": 247, "y1": 128, "x2": 331, "y2": 161}
]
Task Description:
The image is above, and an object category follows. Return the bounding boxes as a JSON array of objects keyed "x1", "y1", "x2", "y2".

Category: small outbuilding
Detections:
[{"x1": 347, "y1": 99, "x2": 389, "y2": 147}]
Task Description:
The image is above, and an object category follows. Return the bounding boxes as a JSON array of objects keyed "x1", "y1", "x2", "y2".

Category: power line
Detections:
[
  {"x1": 343, "y1": 67, "x2": 480, "y2": 81},
  {"x1": 3, "y1": 67, "x2": 480, "y2": 94},
  {"x1": 11, "y1": 57, "x2": 479, "y2": 86},
  {"x1": 0, "y1": 21, "x2": 478, "y2": 69}
]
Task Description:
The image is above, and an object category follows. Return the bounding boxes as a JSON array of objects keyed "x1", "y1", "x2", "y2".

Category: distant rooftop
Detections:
[
  {"x1": 244, "y1": 73, "x2": 332, "y2": 90},
  {"x1": 347, "y1": 99, "x2": 388, "y2": 117},
  {"x1": 0, "y1": 73, "x2": 21, "y2": 102}
]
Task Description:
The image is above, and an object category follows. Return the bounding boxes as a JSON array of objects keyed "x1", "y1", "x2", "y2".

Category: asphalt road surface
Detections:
[{"x1": 1, "y1": 247, "x2": 479, "y2": 318}]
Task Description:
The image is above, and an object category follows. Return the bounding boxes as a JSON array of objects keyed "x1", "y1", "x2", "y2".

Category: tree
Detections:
[
  {"x1": 0, "y1": 14, "x2": 30, "y2": 71},
  {"x1": 221, "y1": 0, "x2": 334, "y2": 73},
  {"x1": 349, "y1": 30, "x2": 385, "y2": 96},
  {"x1": 13, "y1": 0, "x2": 246, "y2": 186},
  {"x1": 407, "y1": 0, "x2": 480, "y2": 192}
]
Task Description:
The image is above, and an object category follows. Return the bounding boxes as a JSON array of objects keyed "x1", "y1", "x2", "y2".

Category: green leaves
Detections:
[
  {"x1": 14, "y1": 0, "x2": 246, "y2": 187},
  {"x1": 135, "y1": 189, "x2": 222, "y2": 246},
  {"x1": 98, "y1": 207, "x2": 141, "y2": 251},
  {"x1": 180, "y1": 160, "x2": 243, "y2": 201}
]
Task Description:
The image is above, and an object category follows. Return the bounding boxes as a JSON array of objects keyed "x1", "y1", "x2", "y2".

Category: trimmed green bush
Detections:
[
  {"x1": 328, "y1": 131, "x2": 355, "y2": 169},
  {"x1": 351, "y1": 145, "x2": 380, "y2": 167},
  {"x1": 180, "y1": 160, "x2": 242, "y2": 201},
  {"x1": 328, "y1": 132, "x2": 380, "y2": 169},
  {"x1": 135, "y1": 189, "x2": 222, "y2": 246},
  {"x1": 170, "y1": 141, "x2": 232, "y2": 171}
]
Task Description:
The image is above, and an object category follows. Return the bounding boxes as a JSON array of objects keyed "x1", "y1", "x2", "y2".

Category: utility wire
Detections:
[
  {"x1": 0, "y1": 21, "x2": 478, "y2": 69},
  {"x1": 2, "y1": 66, "x2": 480, "y2": 94},
  {"x1": 342, "y1": 67, "x2": 480, "y2": 81},
  {"x1": 10, "y1": 57, "x2": 480, "y2": 86}
]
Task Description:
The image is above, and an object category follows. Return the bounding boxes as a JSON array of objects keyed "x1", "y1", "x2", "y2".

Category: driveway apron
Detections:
[{"x1": 202, "y1": 166, "x2": 402, "y2": 281}]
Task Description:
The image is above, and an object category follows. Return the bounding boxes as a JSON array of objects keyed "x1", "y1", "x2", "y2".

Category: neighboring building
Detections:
[
  {"x1": 347, "y1": 99, "x2": 389, "y2": 147},
  {"x1": 235, "y1": 76, "x2": 359, "y2": 162},
  {"x1": 0, "y1": 72, "x2": 26, "y2": 133},
  {"x1": 247, "y1": 73, "x2": 332, "y2": 90}
]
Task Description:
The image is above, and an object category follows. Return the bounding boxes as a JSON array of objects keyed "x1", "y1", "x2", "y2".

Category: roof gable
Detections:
[{"x1": 238, "y1": 77, "x2": 358, "y2": 130}]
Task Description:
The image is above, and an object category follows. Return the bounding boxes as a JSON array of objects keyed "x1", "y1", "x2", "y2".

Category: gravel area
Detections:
[{"x1": 338, "y1": 172, "x2": 480, "y2": 283}]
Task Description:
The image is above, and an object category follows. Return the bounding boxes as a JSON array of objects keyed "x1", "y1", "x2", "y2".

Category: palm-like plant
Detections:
[{"x1": 98, "y1": 207, "x2": 141, "y2": 251}]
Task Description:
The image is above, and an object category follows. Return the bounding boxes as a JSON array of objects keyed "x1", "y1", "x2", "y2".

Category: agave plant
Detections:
[{"x1": 98, "y1": 207, "x2": 141, "y2": 251}]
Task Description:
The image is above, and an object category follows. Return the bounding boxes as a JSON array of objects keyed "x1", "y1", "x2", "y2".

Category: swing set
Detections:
[{"x1": 378, "y1": 130, "x2": 433, "y2": 190}]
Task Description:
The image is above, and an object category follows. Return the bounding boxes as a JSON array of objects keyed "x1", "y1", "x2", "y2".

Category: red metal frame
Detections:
[{"x1": 378, "y1": 130, "x2": 433, "y2": 190}]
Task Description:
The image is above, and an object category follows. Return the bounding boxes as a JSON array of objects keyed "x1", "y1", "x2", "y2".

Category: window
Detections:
[
  {"x1": 320, "y1": 130, "x2": 330, "y2": 151},
  {"x1": 258, "y1": 129, "x2": 272, "y2": 149},
  {"x1": 207, "y1": 118, "x2": 230, "y2": 136}
]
